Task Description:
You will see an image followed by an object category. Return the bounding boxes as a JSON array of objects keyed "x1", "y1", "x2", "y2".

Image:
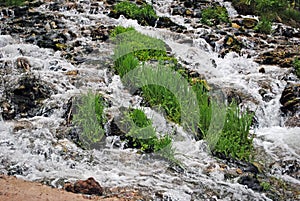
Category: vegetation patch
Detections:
[
  {"x1": 254, "y1": 16, "x2": 272, "y2": 34},
  {"x1": 214, "y1": 102, "x2": 254, "y2": 161},
  {"x1": 292, "y1": 58, "x2": 300, "y2": 78},
  {"x1": 112, "y1": 26, "x2": 254, "y2": 161},
  {"x1": 1, "y1": 0, "x2": 26, "y2": 6},
  {"x1": 72, "y1": 91, "x2": 106, "y2": 149},
  {"x1": 109, "y1": 1, "x2": 158, "y2": 26},
  {"x1": 111, "y1": 27, "x2": 172, "y2": 62},
  {"x1": 121, "y1": 108, "x2": 176, "y2": 162},
  {"x1": 200, "y1": 5, "x2": 230, "y2": 26},
  {"x1": 231, "y1": 0, "x2": 300, "y2": 28}
]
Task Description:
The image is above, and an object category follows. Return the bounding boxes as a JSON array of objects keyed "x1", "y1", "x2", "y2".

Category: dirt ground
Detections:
[{"x1": 0, "y1": 175, "x2": 148, "y2": 201}]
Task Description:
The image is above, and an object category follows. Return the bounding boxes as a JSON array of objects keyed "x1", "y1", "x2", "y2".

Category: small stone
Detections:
[
  {"x1": 16, "y1": 57, "x2": 30, "y2": 71},
  {"x1": 236, "y1": 168, "x2": 243, "y2": 174},
  {"x1": 232, "y1": 23, "x2": 241, "y2": 29},
  {"x1": 242, "y1": 18, "x2": 258, "y2": 29},
  {"x1": 65, "y1": 70, "x2": 79, "y2": 76},
  {"x1": 259, "y1": 68, "x2": 265, "y2": 73},
  {"x1": 64, "y1": 177, "x2": 103, "y2": 196}
]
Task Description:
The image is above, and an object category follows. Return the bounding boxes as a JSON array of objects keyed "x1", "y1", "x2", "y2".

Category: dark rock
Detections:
[
  {"x1": 242, "y1": 18, "x2": 258, "y2": 29},
  {"x1": 156, "y1": 17, "x2": 187, "y2": 33},
  {"x1": 184, "y1": 1, "x2": 193, "y2": 8},
  {"x1": 13, "y1": 6, "x2": 29, "y2": 18},
  {"x1": 238, "y1": 175, "x2": 263, "y2": 191},
  {"x1": 91, "y1": 25, "x2": 110, "y2": 41},
  {"x1": 280, "y1": 83, "x2": 300, "y2": 114},
  {"x1": 64, "y1": 177, "x2": 103, "y2": 196},
  {"x1": 255, "y1": 45, "x2": 300, "y2": 67},
  {"x1": 16, "y1": 57, "x2": 30, "y2": 72},
  {"x1": 259, "y1": 67, "x2": 265, "y2": 73},
  {"x1": 172, "y1": 6, "x2": 185, "y2": 16},
  {"x1": 1, "y1": 74, "x2": 56, "y2": 120},
  {"x1": 109, "y1": 117, "x2": 126, "y2": 137}
]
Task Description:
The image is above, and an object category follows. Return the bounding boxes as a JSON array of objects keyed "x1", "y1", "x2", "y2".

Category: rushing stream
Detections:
[{"x1": 0, "y1": 0, "x2": 299, "y2": 200}]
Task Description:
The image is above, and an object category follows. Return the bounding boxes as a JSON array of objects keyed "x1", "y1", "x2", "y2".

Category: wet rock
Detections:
[
  {"x1": 259, "y1": 89, "x2": 273, "y2": 102},
  {"x1": 273, "y1": 24, "x2": 300, "y2": 38},
  {"x1": 13, "y1": 120, "x2": 34, "y2": 132},
  {"x1": 280, "y1": 83, "x2": 300, "y2": 114},
  {"x1": 171, "y1": 6, "x2": 185, "y2": 16},
  {"x1": 64, "y1": 177, "x2": 103, "y2": 196},
  {"x1": 259, "y1": 67, "x2": 265, "y2": 73},
  {"x1": 220, "y1": 35, "x2": 243, "y2": 57},
  {"x1": 285, "y1": 116, "x2": 300, "y2": 127},
  {"x1": 16, "y1": 57, "x2": 30, "y2": 72},
  {"x1": 1, "y1": 74, "x2": 56, "y2": 120},
  {"x1": 255, "y1": 45, "x2": 300, "y2": 67},
  {"x1": 270, "y1": 159, "x2": 300, "y2": 179},
  {"x1": 238, "y1": 175, "x2": 263, "y2": 191},
  {"x1": 156, "y1": 17, "x2": 187, "y2": 33},
  {"x1": 109, "y1": 117, "x2": 126, "y2": 137},
  {"x1": 90, "y1": 25, "x2": 110, "y2": 41},
  {"x1": 184, "y1": 1, "x2": 193, "y2": 8},
  {"x1": 242, "y1": 18, "x2": 258, "y2": 29}
]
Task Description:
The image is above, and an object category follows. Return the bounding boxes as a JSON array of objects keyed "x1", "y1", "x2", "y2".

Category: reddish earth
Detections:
[{"x1": 0, "y1": 175, "x2": 149, "y2": 201}]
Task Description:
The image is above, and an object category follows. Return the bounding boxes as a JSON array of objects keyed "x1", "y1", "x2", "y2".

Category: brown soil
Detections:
[{"x1": 0, "y1": 175, "x2": 148, "y2": 201}]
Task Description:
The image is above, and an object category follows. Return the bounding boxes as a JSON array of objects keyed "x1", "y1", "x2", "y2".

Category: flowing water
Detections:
[{"x1": 0, "y1": 0, "x2": 299, "y2": 200}]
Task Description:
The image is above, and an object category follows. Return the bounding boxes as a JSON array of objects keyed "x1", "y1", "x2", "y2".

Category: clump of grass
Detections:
[
  {"x1": 141, "y1": 85, "x2": 181, "y2": 123},
  {"x1": 111, "y1": 28, "x2": 169, "y2": 62},
  {"x1": 201, "y1": 5, "x2": 230, "y2": 26},
  {"x1": 122, "y1": 109, "x2": 175, "y2": 160},
  {"x1": 260, "y1": 181, "x2": 271, "y2": 191},
  {"x1": 214, "y1": 102, "x2": 254, "y2": 161},
  {"x1": 72, "y1": 91, "x2": 105, "y2": 149},
  {"x1": 109, "y1": 26, "x2": 136, "y2": 38},
  {"x1": 114, "y1": 53, "x2": 139, "y2": 78},
  {"x1": 254, "y1": 16, "x2": 272, "y2": 34},
  {"x1": 292, "y1": 58, "x2": 300, "y2": 78},
  {"x1": 109, "y1": 1, "x2": 158, "y2": 26}
]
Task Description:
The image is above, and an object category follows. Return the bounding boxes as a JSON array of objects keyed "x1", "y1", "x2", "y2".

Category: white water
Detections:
[{"x1": 0, "y1": 0, "x2": 299, "y2": 200}]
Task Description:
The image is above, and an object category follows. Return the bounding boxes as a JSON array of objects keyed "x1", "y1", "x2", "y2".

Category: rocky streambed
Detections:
[{"x1": 0, "y1": 0, "x2": 299, "y2": 200}]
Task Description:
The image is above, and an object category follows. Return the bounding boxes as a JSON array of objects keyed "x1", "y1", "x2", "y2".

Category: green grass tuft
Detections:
[
  {"x1": 254, "y1": 16, "x2": 272, "y2": 34},
  {"x1": 110, "y1": 26, "x2": 136, "y2": 38},
  {"x1": 122, "y1": 109, "x2": 175, "y2": 160},
  {"x1": 292, "y1": 58, "x2": 300, "y2": 78},
  {"x1": 72, "y1": 91, "x2": 106, "y2": 149},
  {"x1": 215, "y1": 102, "x2": 254, "y2": 161},
  {"x1": 110, "y1": 1, "x2": 158, "y2": 26},
  {"x1": 201, "y1": 5, "x2": 230, "y2": 26}
]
